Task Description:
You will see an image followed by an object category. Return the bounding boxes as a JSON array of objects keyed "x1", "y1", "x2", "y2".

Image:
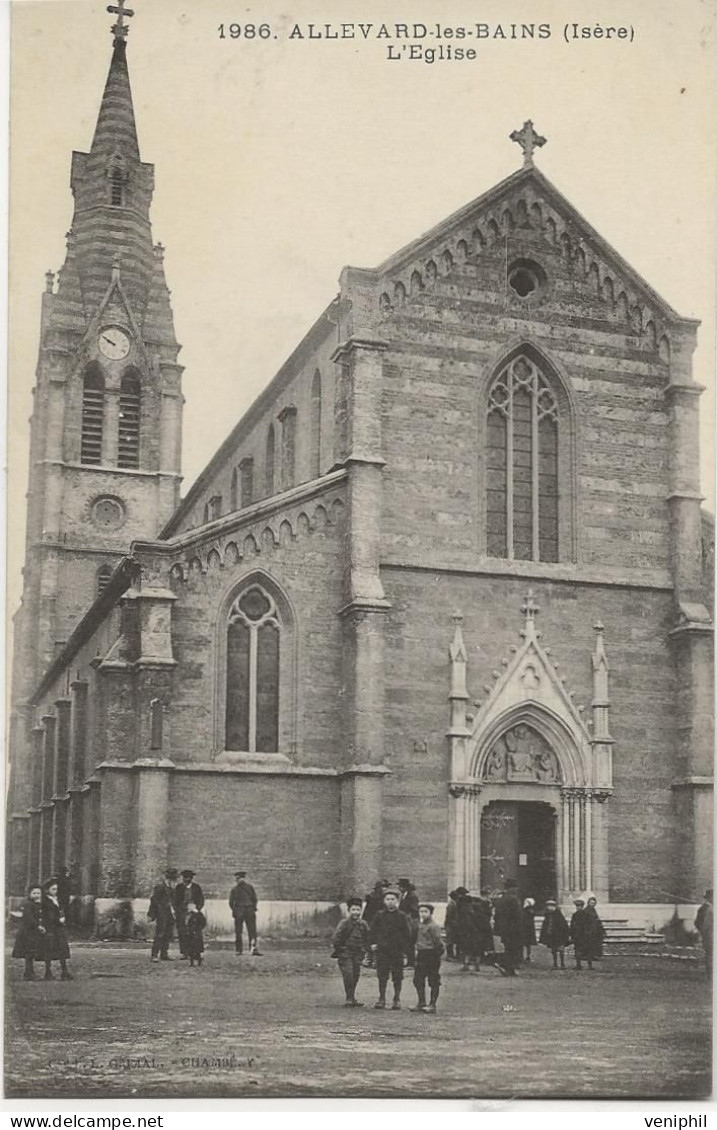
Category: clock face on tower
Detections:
[{"x1": 98, "y1": 326, "x2": 131, "y2": 360}]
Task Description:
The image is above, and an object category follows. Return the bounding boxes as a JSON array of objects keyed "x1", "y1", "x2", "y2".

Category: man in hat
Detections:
[
  {"x1": 174, "y1": 869, "x2": 205, "y2": 959},
  {"x1": 330, "y1": 897, "x2": 370, "y2": 1006},
  {"x1": 493, "y1": 878, "x2": 523, "y2": 976},
  {"x1": 368, "y1": 887, "x2": 413, "y2": 1009},
  {"x1": 148, "y1": 868, "x2": 178, "y2": 962},
  {"x1": 695, "y1": 889, "x2": 713, "y2": 977},
  {"x1": 229, "y1": 870, "x2": 261, "y2": 956}
]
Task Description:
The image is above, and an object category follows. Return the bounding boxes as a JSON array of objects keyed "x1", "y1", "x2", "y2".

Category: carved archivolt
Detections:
[
  {"x1": 167, "y1": 495, "x2": 345, "y2": 585},
  {"x1": 377, "y1": 188, "x2": 672, "y2": 360}
]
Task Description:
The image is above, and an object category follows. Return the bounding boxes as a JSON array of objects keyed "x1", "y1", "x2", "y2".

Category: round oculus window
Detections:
[
  {"x1": 91, "y1": 496, "x2": 126, "y2": 529},
  {"x1": 507, "y1": 258, "x2": 547, "y2": 299}
]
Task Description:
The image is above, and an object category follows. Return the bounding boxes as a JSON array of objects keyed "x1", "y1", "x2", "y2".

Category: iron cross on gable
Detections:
[
  {"x1": 510, "y1": 120, "x2": 547, "y2": 167},
  {"x1": 108, "y1": 0, "x2": 135, "y2": 39}
]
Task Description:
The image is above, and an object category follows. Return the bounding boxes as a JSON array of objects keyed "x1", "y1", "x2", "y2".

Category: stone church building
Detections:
[{"x1": 8, "y1": 17, "x2": 714, "y2": 932}]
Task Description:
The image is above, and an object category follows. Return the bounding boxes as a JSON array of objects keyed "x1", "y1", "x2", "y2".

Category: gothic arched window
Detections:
[
  {"x1": 81, "y1": 365, "x2": 105, "y2": 465},
  {"x1": 240, "y1": 457, "x2": 254, "y2": 508},
  {"x1": 225, "y1": 584, "x2": 281, "y2": 752},
  {"x1": 265, "y1": 424, "x2": 275, "y2": 496},
  {"x1": 279, "y1": 406, "x2": 297, "y2": 491},
  {"x1": 118, "y1": 369, "x2": 140, "y2": 469},
  {"x1": 486, "y1": 354, "x2": 560, "y2": 562},
  {"x1": 230, "y1": 467, "x2": 238, "y2": 511},
  {"x1": 310, "y1": 370, "x2": 322, "y2": 478}
]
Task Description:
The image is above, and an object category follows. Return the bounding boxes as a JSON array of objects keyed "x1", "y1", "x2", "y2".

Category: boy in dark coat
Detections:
[
  {"x1": 361, "y1": 880, "x2": 388, "y2": 967},
  {"x1": 368, "y1": 888, "x2": 413, "y2": 1009},
  {"x1": 184, "y1": 902, "x2": 207, "y2": 967},
  {"x1": 331, "y1": 897, "x2": 370, "y2": 1006},
  {"x1": 410, "y1": 903, "x2": 444, "y2": 1013},
  {"x1": 539, "y1": 898, "x2": 570, "y2": 969},
  {"x1": 12, "y1": 885, "x2": 46, "y2": 980},
  {"x1": 493, "y1": 879, "x2": 523, "y2": 976}
]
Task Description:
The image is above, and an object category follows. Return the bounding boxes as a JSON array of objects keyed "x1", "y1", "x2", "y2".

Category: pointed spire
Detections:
[{"x1": 90, "y1": 31, "x2": 139, "y2": 159}]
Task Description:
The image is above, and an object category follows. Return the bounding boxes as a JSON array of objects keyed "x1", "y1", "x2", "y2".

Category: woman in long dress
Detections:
[
  {"x1": 42, "y1": 879, "x2": 73, "y2": 980},
  {"x1": 12, "y1": 885, "x2": 46, "y2": 980}
]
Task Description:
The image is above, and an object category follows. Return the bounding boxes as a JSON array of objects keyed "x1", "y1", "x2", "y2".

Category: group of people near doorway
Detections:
[
  {"x1": 445, "y1": 887, "x2": 607, "y2": 974},
  {"x1": 329, "y1": 878, "x2": 610, "y2": 1012},
  {"x1": 13, "y1": 874, "x2": 713, "y2": 999}
]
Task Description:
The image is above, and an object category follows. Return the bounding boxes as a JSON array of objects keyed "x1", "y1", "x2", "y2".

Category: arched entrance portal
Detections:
[
  {"x1": 446, "y1": 604, "x2": 614, "y2": 903},
  {"x1": 480, "y1": 799, "x2": 557, "y2": 905}
]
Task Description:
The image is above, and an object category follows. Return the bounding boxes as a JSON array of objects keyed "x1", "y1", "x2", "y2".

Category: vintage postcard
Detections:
[{"x1": 4, "y1": 0, "x2": 715, "y2": 1102}]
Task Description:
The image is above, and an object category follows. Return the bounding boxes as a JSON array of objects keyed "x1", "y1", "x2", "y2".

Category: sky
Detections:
[{"x1": 6, "y1": 0, "x2": 717, "y2": 621}]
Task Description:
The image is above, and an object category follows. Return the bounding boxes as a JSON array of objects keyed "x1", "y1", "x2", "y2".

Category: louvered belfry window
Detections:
[
  {"x1": 225, "y1": 585, "x2": 280, "y2": 753},
  {"x1": 118, "y1": 370, "x2": 141, "y2": 468},
  {"x1": 81, "y1": 366, "x2": 105, "y2": 465},
  {"x1": 486, "y1": 355, "x2": 559, "y2": 562}
]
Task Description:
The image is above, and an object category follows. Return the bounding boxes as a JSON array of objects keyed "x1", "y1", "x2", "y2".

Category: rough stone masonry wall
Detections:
[
  {"x1": 380, "y1": 569, "x2": 677, "y2": 904},
  {"x1": 378, "y1": 241, "x2": 671, "y2": 575},
  {"x1": 374, "y1": 236, "x2": 679, "y2": 903},
  {"x1": 162, "y1": 490, "x2": 347, "y2": 767}
]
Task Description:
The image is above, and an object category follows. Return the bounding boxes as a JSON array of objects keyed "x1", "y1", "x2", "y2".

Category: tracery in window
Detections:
[
  {"x1": 225, "y1": 584, "x2": 280, "y2": 753},
  {"x1": 486, "y1": 355, "x2": 559, "y2": 562}
]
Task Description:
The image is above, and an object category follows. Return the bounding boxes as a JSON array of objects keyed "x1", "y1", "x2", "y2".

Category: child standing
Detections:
[
  {"x1": 184, "y1": 902, "x2": 206, "y2": 967},
  {"x1": 539, "y1": 898, "x2": 570, "y2": 969},
  {"x1": 331, "y1": 897, "x2": 369, "y2": 1007},
  {"x1": 368, "y1": 888, "x2": 413, "y2": 1010},
  {"x1": 12, "y1": 885, "x2": 46, "y2": 981},
  {"x1": 410, "y1": 903, "x2": 444, "y2": 1014}
]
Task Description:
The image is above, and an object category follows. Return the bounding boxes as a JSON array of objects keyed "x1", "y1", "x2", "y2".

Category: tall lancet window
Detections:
[
  {"x1": 265, "y1": 424, "x2": 275, "y2": 496},
  {"x1": 110, "y1": 169, "x2": 124, "y2": 206},
  {"x1": 486, "y1": 355, "x2": 559, "y2": 562},
  {"x1": 225, "y1": 584, "x2": 280, "y2": 753},
  {"x1": 81, "y1": 364, "x2": 105, "y2": 465},
  {"x1": 118, "y1": 369, "x2": 141, "y2": 468}
]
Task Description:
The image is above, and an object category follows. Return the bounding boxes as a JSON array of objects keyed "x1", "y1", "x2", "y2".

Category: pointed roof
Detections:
[
  {"x1": 90, "y1": 37, "x2": 140, "y2": 159},
  {"x1": 377, "y1": 164, "x2": 697, "y2": 328}
]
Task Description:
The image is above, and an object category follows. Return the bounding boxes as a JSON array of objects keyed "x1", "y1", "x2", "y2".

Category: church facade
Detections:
[{"x1": 8, "y1": 18, "x2": 713, "y2": 931}]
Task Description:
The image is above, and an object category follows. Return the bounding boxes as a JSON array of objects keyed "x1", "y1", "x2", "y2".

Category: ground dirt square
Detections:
[{"x1": 5, "y1": 943, "x2": 712, "y2": 1099}]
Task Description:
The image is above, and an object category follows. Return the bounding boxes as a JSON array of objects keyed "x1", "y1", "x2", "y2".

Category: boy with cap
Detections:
[
  {"x1": 539, "y1": 898, "x2": 570, "y2": 969},
  {"x1": 410, "y1": 903, "x2": 445, "y2": 1014},
  {"x1": 368, "y1": 887, "x2": 413, "y2": 1009},
  {"x1": 331, "y1": 898, "x2": 370, "y2": 1006}
]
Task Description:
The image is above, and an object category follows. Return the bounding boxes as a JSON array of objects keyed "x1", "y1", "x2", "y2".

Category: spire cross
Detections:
[
  {"x1": 107, "y1": 1, "x2": 135, "y2": 40},
  {"x1": 510, "y1": 120, "x2": 547, "y2": 167}
]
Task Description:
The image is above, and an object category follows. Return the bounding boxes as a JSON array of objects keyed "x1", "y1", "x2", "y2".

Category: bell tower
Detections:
[
  {"x1": 8, "y1": 3, "x2": 184, "y2": 886},
  {"x1": 13, "y1": 5, "x2": 182, "y2": 697}
]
